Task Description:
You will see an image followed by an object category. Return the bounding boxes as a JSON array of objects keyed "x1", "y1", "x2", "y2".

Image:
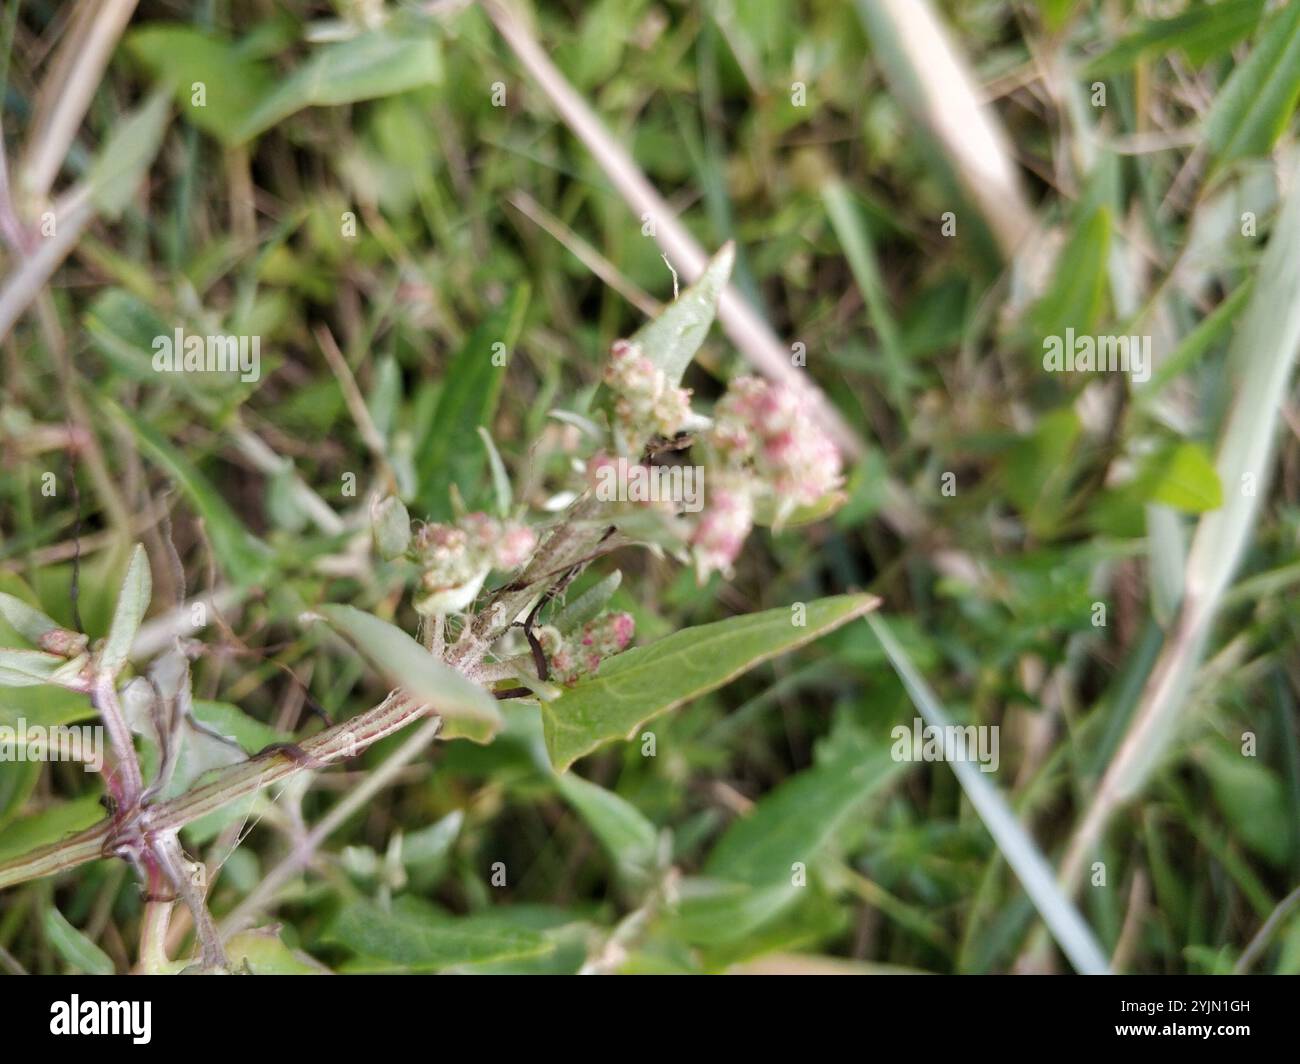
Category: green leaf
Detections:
[
  {"x1": 1001, "y1": 408, "x2": 1083, "y2": 538},
  {"x1": 752, "y1": 490, "x2": 848, "y2": 530},
  {"x1": 87, "y1": 90, "x2": 171, "y2": 219},
  {"x1": 191, "y1": 700, "x2": 286, "y2": 754},
  {"x1": 1207, "y1": 2, "x2": 1300, "y2": 170},
  {"x1": 0, "y1": 761, "x2": 40, "y2": 832},
  {"x1": 99, "y1": 544, "x2": 151, "y2": 678},
  {"x1": 44, "y1": 908, "x2": 115, "y2": 975},
  {"x1": 0, "y1": 686, "x2": 98, "y2": 731},
  {"x1": 0, "y1": 649, "x2": 68, "y2": 687},
  {"x1": 235, "y1": 28, "x2": 443, "y2": 143},
  {"x1": 1085, "y1": 0, "x2": 1265, "y2": 77},
  {"x1": 477, "y1": 427, "x2": 513, "y2": 518},
  {"x1": 326, "y1": 900, "x2": 550, "y2": 972},
  {"x1": 370, "y1": 495, "x2": 412, "y2": 561},
  {"x1": 126, "y1": 26, "x2": 273, "y2": 145},
  {"x1": 0, "y1": 795, "x2": 105, "y2": 864},
  {"x1": 670, "y1": 879, "x2": 801, "y2": 947},
  {"x1": 630, "y1": 242, "x2": 733, "y2": 387},
  {"x1": 83, "y1": 290, "x2": 177, "y2": 385},
  {"x1": 822, "y1": 181, "x2": 910, "y2": 411},
  {"x1": 0, "y1": 592, "x2": 59, "y2": 646},
  {"x1": 542, "y1": 593, "x2": 880, "y2": 770},
  {"x1": 1145, "y1": 442, "x2": 1224, "y2": 513},
  {"x1": 866, "y1": 613, "x2": 1111, "y2": 975},
  {"x1": 1029, "y1": 206, "x2": 1110, "y2": 341},
  {"x1": 705, "y1": 742, "x2": 901, "y2": 886},
  {"x1": 319, "y1": 605, "x2": 503, "y2": 742},
  {"x1": 552, "y1": 771, "x2": 658, "y2": 886},
  {"x1": 1033, "y1": 0, "x2": 1081, "y2": 32},
  {"x1": 1201, "y1": 742, "x2": 1290, "y2": 867},
  {"x1": 551, "y1": 571, "x2": 622, "y2": 635},
  {"x1": 1139, "y1": 282, "x2": 1252, "y2": 399},
  {"x1": 418, "y1": 286, "x2": 530, "y2": 518},
  {"x1": 108, "y1": 402, "x2": 272, "y2": 586}
]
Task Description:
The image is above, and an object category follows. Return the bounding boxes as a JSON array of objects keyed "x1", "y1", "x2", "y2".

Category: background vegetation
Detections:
[{"x1": 0, "y1": 0, "x2": 1298, "y2": 975}]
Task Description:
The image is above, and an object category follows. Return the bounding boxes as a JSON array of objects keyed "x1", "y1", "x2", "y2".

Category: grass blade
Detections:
[{"x1": 867, "y1": 614, "x2": 1112, "y2": 975}]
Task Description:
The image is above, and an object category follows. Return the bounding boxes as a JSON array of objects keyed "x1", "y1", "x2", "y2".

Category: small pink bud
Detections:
[{"x1": 494, "y1": 523, "x2": 537, "y2": 570}]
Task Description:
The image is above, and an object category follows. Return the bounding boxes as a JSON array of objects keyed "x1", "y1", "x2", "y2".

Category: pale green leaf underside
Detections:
[
  {"x1": 320, "y1": 604, "x2": 502, "y2": 739},
  {"x1": 99, "y1": 544, "x2": 152, "y2": 678},
  {"x1": 630, "y1": 242, "x2": 734, "y2": 387},
  {"x1": 0, "y1": 593, "x2": 60, "y2": 645}
]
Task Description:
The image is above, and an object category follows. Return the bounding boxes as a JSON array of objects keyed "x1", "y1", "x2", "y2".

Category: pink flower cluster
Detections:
[
  {"x1": 688, "y1": 478, "x2": 753, "y2": 582},
  {"x1": 412, "y1": 513, "x2": 536, "y2": 614},
  {"x1": 709, "y1": 376, "x2": 842, "y2": 506},
  {"x1": 603, "y1": 339, "x2": 693, "y2": 450},
  {"x1": 596, "y1": 339, "x2": 844, "y2": 584},
  {"x1": 547, "y1": 611, "x2": 636, "y2": 686},
  {"x1": 689, "y1": 377, "x2": 842, "y2": 581},
  {"x1": 457, "y1": 512, "x2": 537, "y2": 570}
]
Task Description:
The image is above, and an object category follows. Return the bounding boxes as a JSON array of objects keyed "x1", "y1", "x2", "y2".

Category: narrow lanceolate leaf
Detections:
[
  {"x1": 99, "y1": 544, "x2": 151, "y2": 678},
  {"x1": 867, "y1": 614, "x2": 1111, "y2": 976},
  {"x1": 477, "y1": 427, "x2": 513, "y2": 518},
  {"x1": 542, "y1": 593, "x2": 880, "y2": 771},
  {"x1": 418, "y1": 285, "x2": 530, "y2": 518},
  {"x1": 0, "y1": 593, "x2": 60, "y2": 645},
  {"x1": 1206, "y1": 2, "x2": 1300, "y2": 170},
  {"x1": 43, "y1": 908, "x2": 115, "y2": 976},
  {"x1": 630, "y1": 241, "x2": 734, "y2": 387},
  {"x1": 1084, "y1": 0, "x2": 1265, "y2": 77},
  {"x1": 1030, "y1": 205, "x2": 1110, "y2": 340},
  {"x1": 822, "y1": 180, "x2": 909, "y2": 411},
  {"x1": 319, "y1": 605, "x2": 503, "y2": 742}
]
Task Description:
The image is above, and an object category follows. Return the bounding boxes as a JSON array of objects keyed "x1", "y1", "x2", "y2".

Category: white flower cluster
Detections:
[
  {"x1": 411, "y1": 513, "x2": 537, "y2": 615},
  {"x1": 603, "y1": 339, "x2": 694, "y2": 451}
]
